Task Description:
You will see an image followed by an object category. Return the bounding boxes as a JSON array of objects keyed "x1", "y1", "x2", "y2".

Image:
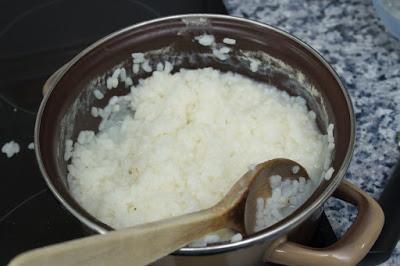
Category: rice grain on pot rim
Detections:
[{"x1": 66, "y1": 67, "x2": 333, "y2": 231}]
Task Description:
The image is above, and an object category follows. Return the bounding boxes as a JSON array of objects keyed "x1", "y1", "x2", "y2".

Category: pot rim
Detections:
[{"x1": 34, "y1": 14, "x2": 355, "y2": 255}]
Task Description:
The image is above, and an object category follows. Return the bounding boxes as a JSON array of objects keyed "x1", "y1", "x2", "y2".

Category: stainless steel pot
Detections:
[{"x1": 36, "y1": 14, "x2": 384, "y2": 266}]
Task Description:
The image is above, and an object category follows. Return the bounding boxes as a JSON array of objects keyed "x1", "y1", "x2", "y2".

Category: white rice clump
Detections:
[
  {"x1": 132, "y1": 64, "x2": 140, "y2": 74},
  {"x1": 1, "y1": 141, "x2": 20, "y2": 158},
  {"x1": 230, "y1": 233, "x2": 243, "y2": 242},
  {"x1": 189, "y1": 230, "x2": 243, "y2": 247},
  {"x1": 131, "y1": 53, "x2": 145, "y2": 63},
  {"x1": 324, "y1": 167, "x2": 335, "y2": 180},
  {"x1": 223, "y1": 38, "x2": 236, "y2": 45},
  {"x1": 249, "y1": 58, "x2": 261, "y2": 73},
  {"x1": 141, "y1": 60, "x2": 152, "y2": 73},
  {"x1": 124, "y1": 77, "x2": 133, "y2": 87},
  {"x1": 212, "y1": 46, "x2": 231, "y2": 60},
  {"x1": 64, "y1": 139, "x2": 73, "y2": 161},
  {"x1": 194, "y1": 34, "x2": 215, "y2": 46},
  {"x1": 106, "y1": 77, "x2": 118, "y2": 90},
  {"x1": 91, "y1": 107, "x2": 99, "y2": 117},
  {"x1": 291, "y1": 165, "x2": 300, "y2": 174},
  {"x1": 119, "y1": 67, "x2": 127, "y2": 81},
  {"x1": 194, "y1": 34, "x2": 231, "y2": 60},
  {"x1": 254, "y1": 175, "x2": 313, "y2": 232},
  {"x1": 189, "y1": 233, "x2": 220, "y2": 248},
  {"x1": 93, "y1": 89, "x2": 104, "y2": 100},
  {"x1": 67, "y1": 67, "x2": 332, "y2": 230}
]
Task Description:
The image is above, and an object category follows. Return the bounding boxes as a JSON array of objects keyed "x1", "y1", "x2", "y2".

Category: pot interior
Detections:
[{"x1": 37, "y1": 15, "x2": 354, "y2": 250}]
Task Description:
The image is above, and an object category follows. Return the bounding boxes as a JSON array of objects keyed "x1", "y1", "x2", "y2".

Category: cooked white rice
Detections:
[
  {"x1": 27, "y1": 142, "x2": 35, "y2": 150},
  {"x1": 254, "y1": 175, "x2": 314, "y2": 232},
  {"x1": 67, "y1": 67, "x2": 332, "y2": 230},
  {"x1": 1, "y1": 141, "x2": 20, "y2": 158},
  {"x1": 222, "y1": 38, "x2": 236, "y2": 45},
  {"x1": 194, "y1": 34, "x2": 215, "y2": 46},
  {"x1": 93, "y1": 89, "x2": 104, "y2": 100}
]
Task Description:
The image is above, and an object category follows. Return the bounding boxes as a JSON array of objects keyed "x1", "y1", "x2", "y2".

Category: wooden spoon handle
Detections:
[{"x1": 9, "y1": 209, "x2": 225, "y2": 266}]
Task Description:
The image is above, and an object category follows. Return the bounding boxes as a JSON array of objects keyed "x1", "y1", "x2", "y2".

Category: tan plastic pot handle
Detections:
[{"x1": 264, "y1": 180, "x2": 384, "y2": 266}]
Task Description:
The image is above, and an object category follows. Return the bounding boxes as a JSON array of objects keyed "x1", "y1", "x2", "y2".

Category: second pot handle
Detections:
[
  {"x1": 42, "y1": 64, "x2": 69, "y2": 96},
  {"x1": 264, "y1": 180, "x2": 384, "y2": 266}
]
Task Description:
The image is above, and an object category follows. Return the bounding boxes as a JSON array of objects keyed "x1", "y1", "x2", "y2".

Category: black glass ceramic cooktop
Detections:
[{"x1": 0, "y1": 1, "x2": 338, "y2": 264}]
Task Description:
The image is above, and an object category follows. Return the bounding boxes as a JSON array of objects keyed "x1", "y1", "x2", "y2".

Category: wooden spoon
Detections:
[{"x1": 9, "y1": 159, "x2": 309, "y2": 266}]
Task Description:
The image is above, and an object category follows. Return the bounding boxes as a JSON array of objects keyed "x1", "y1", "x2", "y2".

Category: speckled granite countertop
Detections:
[{"x1": 224, "y1": 0, "x2": 400, "y2": 264}]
